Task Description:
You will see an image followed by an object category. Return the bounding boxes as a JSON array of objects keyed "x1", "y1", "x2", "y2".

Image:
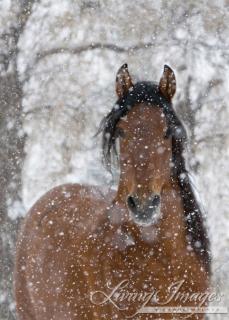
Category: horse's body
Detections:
[{"x1": 14, "y1": 65, "x2": 210, "y2": 319}]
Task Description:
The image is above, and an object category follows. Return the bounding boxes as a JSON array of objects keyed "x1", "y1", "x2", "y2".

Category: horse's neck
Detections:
[{"x1": 157, "y1": 183, "x2": 187, "y2": 255}]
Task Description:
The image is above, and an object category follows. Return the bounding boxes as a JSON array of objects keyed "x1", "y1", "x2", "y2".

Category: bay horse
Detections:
[{"x1": 14, "y1": 64, "x2": 211, "y2": 319}]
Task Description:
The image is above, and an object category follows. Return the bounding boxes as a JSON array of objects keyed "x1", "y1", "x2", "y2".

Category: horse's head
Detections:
[{"x1": 101, "y1": 64, "x2": 185, "y2": 227}]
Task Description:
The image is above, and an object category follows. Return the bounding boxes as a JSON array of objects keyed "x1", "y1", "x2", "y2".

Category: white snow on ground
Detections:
[{"x1": 8, "y1": 0, "x2": 229, "y2": 318}]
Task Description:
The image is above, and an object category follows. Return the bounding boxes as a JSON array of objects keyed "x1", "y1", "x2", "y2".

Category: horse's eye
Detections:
[
  {"x1": 115, "y1": 128, "x2": 125, "y2": 139},
  {"x1": 164, "y1": 127, "x2": 172, "y2": 139}
]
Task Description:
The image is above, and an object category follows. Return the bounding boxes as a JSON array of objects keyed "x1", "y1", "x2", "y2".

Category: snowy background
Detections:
[{"x1": 0, "y1": 0, "x2": 228, "y2": 319}]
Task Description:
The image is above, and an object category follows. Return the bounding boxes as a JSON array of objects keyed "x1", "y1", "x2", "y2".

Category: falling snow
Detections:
[{"x1": 0, "y1": 1, "x2": 228, "y2": 320}]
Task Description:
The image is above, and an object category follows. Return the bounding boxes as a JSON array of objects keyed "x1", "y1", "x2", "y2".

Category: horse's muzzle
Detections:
[{"x1": 127, "y1": 193, "x2": 161, "y2": 226}]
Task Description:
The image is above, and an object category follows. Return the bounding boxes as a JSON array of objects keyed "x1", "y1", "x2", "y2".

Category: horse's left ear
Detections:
[
  {"x1": 116, "y1": 63, "x2": 134, "y2": 98},
  {"x1": 159, "y1": 65, "x2": 176, "y2": 101}
]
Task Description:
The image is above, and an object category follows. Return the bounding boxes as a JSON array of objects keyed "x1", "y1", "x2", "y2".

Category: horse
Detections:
[{"x1": 14, "y1": 64, "x2": 211, "y2": 319}]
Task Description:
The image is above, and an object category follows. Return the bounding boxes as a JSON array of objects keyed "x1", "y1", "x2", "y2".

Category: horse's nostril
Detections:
[
  {"x1": 153, "y1": 195, "x2": 160, "y2": 205},
  {"x1": 127, "y1": 195, "x2": 137, "y2": 210},
  {"x1": 149, "y1": 194, "x2": 161, "y2": 208},
  {"x1": 127, "y1": 194, "x2": 160, "y2": 213}
]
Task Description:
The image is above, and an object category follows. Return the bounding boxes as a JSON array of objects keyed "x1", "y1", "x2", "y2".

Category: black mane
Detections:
[{"x1": 98, "y1": 81, "x2": 211, "y2": 273}]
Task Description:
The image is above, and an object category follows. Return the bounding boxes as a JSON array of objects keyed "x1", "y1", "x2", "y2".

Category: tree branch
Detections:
[{"x1": 21, "y1": 41, "x2": 159, "y2": 83}]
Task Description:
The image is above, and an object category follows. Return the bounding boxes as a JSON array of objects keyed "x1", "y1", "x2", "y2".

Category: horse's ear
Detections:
[
  {"x1": 116, "y1": 63, "x2": 133, "y2": 98},
  {"x1": 159, "y1": 65, "x2": 176, "y2": 101}
]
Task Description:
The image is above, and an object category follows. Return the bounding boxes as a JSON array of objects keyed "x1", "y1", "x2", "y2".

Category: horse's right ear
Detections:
[
  {"x1": 159, "y1": 65, "x2": 176, "y2": 101},
  {"x1": 116, "y1": 63, "x2": 133, "y2": 98}
]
